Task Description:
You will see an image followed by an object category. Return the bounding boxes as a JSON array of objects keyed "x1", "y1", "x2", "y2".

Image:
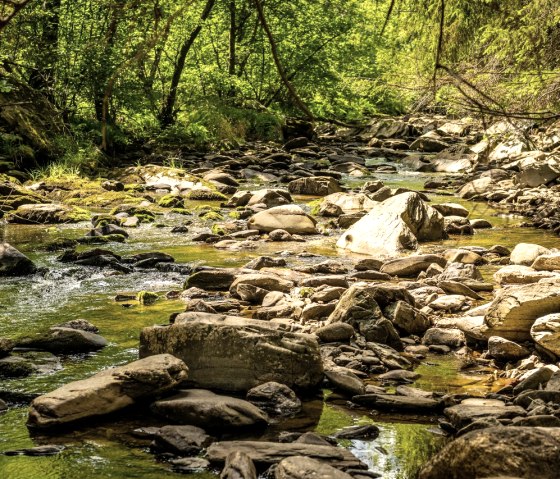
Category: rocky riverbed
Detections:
[{"x1": 1, "y1": 115, "x2": 560, "y2": 479}]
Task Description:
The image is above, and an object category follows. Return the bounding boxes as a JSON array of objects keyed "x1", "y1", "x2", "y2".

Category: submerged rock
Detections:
[{"x1": 27, "y1": 354, "x2": 188, "y2": 428}]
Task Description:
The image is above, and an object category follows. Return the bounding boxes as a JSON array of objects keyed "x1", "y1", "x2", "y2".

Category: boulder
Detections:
[
  {"x1": 418, "y1": 427, "x2": 560, "y2": 479},
  {"x1": 380, "y1": 254, "x2": 447, "y2": 277},
  {"x1": 337, "y1": 192, "x2": 445, "y2": 257},
  {"x1": 319, "y1": 192, "x2": 377, "y2": 214},
  {"x1": 152, "y1": 425, "x2": 214, "y2": 455},
  {"x1": 248, "y1": 205, "x2": 318, "y2": 235},
  {"x1": 151, "y1": 389, "x2": 268, "y2": 429},
  {"x1": 139, "y1": 313, "x2": 323, "y2": 392},
  {"x1": 206, "y1": 441, "x2": 366, "y2": 469},
  {"x1": 17, "y1": 327, "x2": 108, "y2": 354},
  {"x1": 516, "y1": 160, "x2": 560, "y2": 187},
  {"x1": 457, "y1": 177, "x2": 493, "y2": 199},
  {"x1": 314, "y1": 323, "x2": 355, "y2": 343},
  {"x1": 246, "y1": 382, "x2": 301, "y2": 415},
  {"x1": 494, "y1": 265, "x2": 558, "y2": 285},
  {"x1": 0, "y1": 243, "x2": 36, "y2": 276},
  {"x1": 327, "y1": 285, "x2": 402, "y2": 350},
  {"x1": 487, "y1": 336, "x2": 530, "y2": 362},
  {"x1": 531, "y1": 314, "x2": 560, "y2": 356},
  {"x1": 246, "y1": 189, "x2": 292, "y2": 208},
  {"x1": 275, "y1": 456, "x2": 353, "y2": 479},
  {"x1": 422, "y1": 328, "x2": 465, "y2": 348},
  {"x1": 484, "y1": 281, "x2": 560, "y2": 341},
  {"x1": 288, "y1": 177, "x2": 342, "y2": 196},
  {"x1": 221, "y1": 451, "x2": 257, "y2": 479},
  {"x1": 532, "y1": 253, "x2": 560, "y2": 271},
  {"x1": 510, "y1": 243, "x2": 550, "y2": 266},
  {"x1": 432, "y1": 203, "x2": 469, "y2": 217},
  {"x1": 385, "y1": 301, "x2": 431, "y2": 335},
  {"x1": 229, "y1": 273, "x2": 293, "y2": 297},
  {"x1": 27, "y1": 354, "x2": 188, "y2": 428},
  {"x1": 444, "y1": 398, "x2": 526, "y2": 429},
  {"x1": 6, "y1": 203, "x2": 89, "y2": 224},
  {"x1": 185, "y1": 269, "x2": 236, "y2": 291}
]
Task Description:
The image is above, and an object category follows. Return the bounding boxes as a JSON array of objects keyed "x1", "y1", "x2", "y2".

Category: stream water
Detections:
[{"x1": 0, "y1": 169, "x2": 558, "y2": 479}]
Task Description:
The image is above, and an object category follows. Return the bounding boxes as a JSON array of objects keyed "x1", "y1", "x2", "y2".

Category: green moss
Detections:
[
  {"x1": 158, "y1": 194, "x2": 184, "y2": 208},
  {"x1": 170, "y1": 208, "x2": 191, "y2": 215},
  {"x1": 66, "y1": 191, "x2": 142, "y2": 208},
  {"x1": 299, "y1": 287, "x2": 315, "y2": 298},
  {"x1": 308, "y1": 199, "x2": 323, "y2": 216},
  {"x1": 78, "y1": 234, "x2": 126, "y2": 245},
  {"x1": 211, "y1": 224, "x2": 227, "y2": 235},
  {"x1": 135, "y1": 213, "x2": 156, "y2": 223},
  {"x1": 228, "y1": 211, "x2": 241, "y2": 219},
  {"x1": 65, "y1": 206, "x2": 91, "y2": 222},
  {"x1": 136, "y1": 291, "x2": 159, "y2": 305},
  {"x1": 201, "y1": 211, "x2": 224, "y2": 221}
]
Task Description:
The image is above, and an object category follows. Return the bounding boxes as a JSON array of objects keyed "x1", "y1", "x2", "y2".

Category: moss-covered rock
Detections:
[
  {"x1": 5, "y1": 203, "x2": 90, "y2": 224},
  {"x1": 158, "y1": 194, "x2": 184, "y2": 208},
  {"x1": 136, "y1": 291, "x2": 159, "y2": 305},
  {"x1": 201, "y1": 211, "x2": 224, "y2": 221},
  {"x1": 186, "y1": 189, "x2": 228, "y2": 201}
]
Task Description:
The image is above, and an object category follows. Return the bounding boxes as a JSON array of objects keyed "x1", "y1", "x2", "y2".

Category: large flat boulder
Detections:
[
  {"x1": 336, "y1": 192, "x2": 445, "y2": 257},
  {"x1": 6, "y1": 203, "x2": 89, "y2": 224},
  {"x1": 27, "y1": 354, "x2": 188, "y2": 428},
  {"x1": 484, "y1": 281, "x2": 560, "y2": 341},
  {"x1": 247, "y1": 205, "x2": 318, "y2": 235},
  {"x1": 139, "y1": 313, "x2": 323, "y2": 392},
  {"x1": 418, "y1": 427, "x2": 560, "y2": 479}
]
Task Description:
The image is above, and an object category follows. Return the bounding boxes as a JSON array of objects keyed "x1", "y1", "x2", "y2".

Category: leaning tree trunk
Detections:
[
  {"x1": 251, "y1": 0, "x2": 314, "y2": 121},
  {"x1": 159, "y1": 0, "x2": 216, "y2": 127}
]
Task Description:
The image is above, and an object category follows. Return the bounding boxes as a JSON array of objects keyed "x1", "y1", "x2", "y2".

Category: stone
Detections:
[
  {"x1": 510, "y1": 243, "x2": 550, "y2": 266},
  {"x1": 152, "y1": 425, "x2": 214, "y2": 455},
  {"x1": 139, "y1": 313, "x2": 323, "y2": 392},
  {"x1": 428, "y1": 295, "x2": 468, "y2": 312},
  {"x1": 324, "y1": 368, "x2": 365, "y2": 396},
  {"x1": 385, "y1": 301, "x2": 431, "y2": 335},
  {"x1": 185, "y1": 269, "x2": 236, "y2": 291},
  {"x1": 333, "y1": 424, "x2": 380, "y2": 440},
  {"x1": 418, "y1": 427, "x2": 560, "y2": 479},
  {"x1": 229, "y1": 273, "x2": 293, "y2": 297},
  {"x1": 484, "y1": 281, "x2": 560, "y2": 341},
  {"x1": 288, "y1": 177, "x2": 342, "y2": 196},
  {"x1": 378, "y1": 369, "x2": 420, "y2": 382},
  {"x1": 246, "y1": 189, "x2": 292, "y2": 208},
  {"x1": 18, "y1": 327, "x2": 108, "y2": 354},
  {"x1": 444, "y1": 399, "x2": 526, "y2": 429},
  {"x1": 516, "y1": 161, "x2": 560, "y2": 187},
  {"x1": 432, "y1": 203, "x2": 469, "y2": 217},
  {"x1": 221, "y1": 451, "x2": 257, "y2": 479},
  {"x1": 320, "y1": 192, "x2": 377, "y2": 214},
  {"x1": 315, "y1": 323, "x2": 355, "y2": 343},
  {"x1": 172, "y1": 457, "x2": 211, "y2": 473},
  {"x1": 380, "y1": 254, "x2": 447, "y2": 277},
  {"x1": 248, "y1": 205, "x2": 318, "y2": 235},
  {"x1": 152, "y1": 389, "x2": 268, "y2": 429},
  {"x1": 531, "y1": 314, "x2": 560, "y2": 356},
  {"x1": 6, "y1": 203, "x2": 89, "y2": 224},
  {"x1": 410, "y1": 132, "x2": 449, "y2": 152},
  {"x1": 513, "y1": 366, "x2": 556, "y2": 394},
  {"x1": 0, "y1": 337, "x2": 14, "y2": 358},
  {"x1": 206, "y1": 441, "x2": 366, "y2": 469},
  {"x1": 532, "y1": 253, "x2": 560, "y2": 271},
  {"x1": 27, "y1": 354, "x2": 188, "y2": 428},
  {"x1": 336, "y1": 192, "x2": 446, "y2": 258},
  {"x1": 275, "y1": 456, "x2": 353, "y2": 479},
  {"x1": 246, "y1": 382, "x2": 301, "y2": 415},
  {"x1": 0, "y1": 243, "x2": 36, "y2": 276},
  {"x1": 457, "y1": 177, "x2": 494, "y2": 200},
  {"x1": 422, "y1": 328, "x2": 465, "y2": 348},
  {"x1": 487, "y1": 336, "x2": 530, "y2": 362},
  {"x1": 494, "y1": 265, "x2": 558, "y2": 285},
  {"x1": 352, "y1": 393, "x2": 441, "y2": 412},
  {"x1": 327, "y1": 285, "x2": 402, "y2": 350},
  {"x1": 439, "y1": 262, "x2": 482, "y2": 281}
]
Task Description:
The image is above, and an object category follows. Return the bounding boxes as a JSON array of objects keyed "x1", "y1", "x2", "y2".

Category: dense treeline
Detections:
[{"x1": 0, "y1": 0, "x2": 559, "y2": 166}]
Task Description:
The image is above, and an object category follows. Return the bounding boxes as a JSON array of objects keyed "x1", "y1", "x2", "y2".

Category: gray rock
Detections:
[
  {"x1": 246, "y1": 382, "x2": 301, "y2": 416},
  {"x1": 27, "y1": 354, "x2": 188, "y2": 428},
  {"x1": 353, "y1": 393, "x2": 441, "y2": 412},
  {"x1": 336, "y1": 192, "x2": 445, "y2": 258},
  {"x1": 418, "y1": 427, "x2": 560, "y2": 479},
  {"x1": 152, "y1": 389, "x2": 268, "y2": 429},
  {"x1": 380, "y1": 254, "x2": 447, "y2": 277},
  {"x1": 0, "y1": 243, "x2": 36, "y2": 276},
  {"x1": 140, "y1": 313, "x2": 323, "y2": 392},
  {"x1": 510, "y1": 243, "x2": 550, "y2": 266},
  {"x1": 248, "y1": 205, "x2": 318, "y2": 234},
  {"x1": 422, "y1": 328, "x2": 466, "y2": 348},
  {"x1": 444, "y1": 398, "x2": 526, "y2": 429},
  {"x1": 275, "y1": 456, "x2": 353, "y2": 479},
  {"x1": 315, "y1": 323, "x2": 355, "y2": 343},
  {"x1": 531, "y1": 313, "x2": 560, "y2": 356},
  {"x1": 324, "y1": 368, "x2": 365, "y2": 396},
  {"x1": 487, "y1": 336, "x2": 530, "y2": 362},
  {"x1": 152, "y1": 425, "x2": 214, "y2": 455},
  {"x1": 221, "y1": 451, "x2": 257, "y2": 479},
  {"x1": 288, "y1": 177, "x2": 342, "y2": 196},
  {"x1": 18, "y1": 327, "x2": 108, "y2": 354}
]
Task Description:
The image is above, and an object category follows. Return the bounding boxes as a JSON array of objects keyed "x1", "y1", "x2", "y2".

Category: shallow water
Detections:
[{"x1": 0, "y1": 168, "x2": 555, "y2": 479}]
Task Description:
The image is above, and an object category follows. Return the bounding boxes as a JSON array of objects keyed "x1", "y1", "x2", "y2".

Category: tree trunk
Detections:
[
  {"x1": 251, "y1": 0, "x2": 314, "y2": 120},
  {"x1": 159, "y1": 0, "x2": 216, "y2": 127}
]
